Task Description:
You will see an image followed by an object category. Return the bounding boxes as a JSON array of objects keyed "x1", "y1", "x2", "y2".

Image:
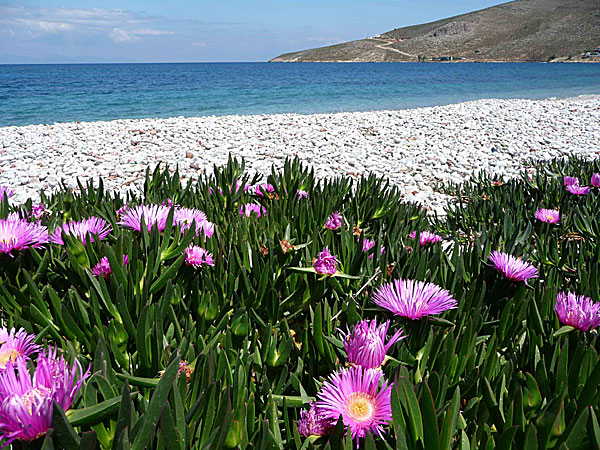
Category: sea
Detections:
[{"x1": 1, "y1": 62, "x2": 599, "y2": 127}]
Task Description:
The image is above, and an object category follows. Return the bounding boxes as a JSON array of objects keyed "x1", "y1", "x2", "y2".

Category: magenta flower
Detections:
[
  {"x1": 297, "y1": 189, "x2": 308, "y2": 201},
  {"x1": 91, "y1": 255, "x2": 129, "y2": 279},
  {"x1": 340, "y1": 319, "x2": 405, "y2": 369},
  {"x1": 185, "y1": 245, "x2": 215, "y2": 268},
  {"x1": 0, "y1": 187, "x2": 14, "y2": 200},
  {"x1": 409, "y1": 231, "x2": 442, "y2": 246},
  {"x1": 162, "y1": 198, "x2": 174, "y2": 207},
  {"x1": 372, "y1": 279, "x2": 457, "y2": 320},
  {"x1": 116, "y1": 204, "x2": 129, "y2": 217},
  {"x1": 361, "y1": 239, "x2": 384, "y2": 260},
  {"x1": 233, "y1": 180, "x2": 252, "y2": 193},
  {"x1": 0, "y1": 217, "x2": 48, "y2": 256},
  {"x1": 566, "y1": 184, "x2": 591, "y2": 195},
  {"x1": 534, "y1": 208, "x2": 560, "y2": 224},
  {"x1": 313, "y1": 247, "x2": 338, "y2": 276},
  {"x1": 564, "y1": 176, "x2": 579, "y2": 187},
  {"x1": 554, "y1": 291, "x2": 600, "y2": 331},
  {"x1": 209, "y1": 186, "x2": 224, "y2": 196},
  {"x1": 0, "y1": 328, "x2": 40, "y2": 370},
  {"x1": 118, "y1": 204, "x2": 171, "y2": 233},
  {"x1": 591, "y1": 173, "x2": 600, "y2": 188},
  {"x1": 31, "y1": 205, "x2": 46, "y2": 220},
  {"x1": 316, "y1": 366, "x2": 392, "y2": 446},
  {"x1": 489, "y1": 251, "x2": 538, "y2": 282},
  {"x1": 252, "y1": 183, "x2": 275, "y2": 197},
  {"x1": 325, "y1": 212, "x2": 342, "y2": 230},
  {"x1": 174, "y1": 208, "x2": 214, "y2": 238},
  {"x1": 0, "y1": 348, "x2": 89, "y2": 446},
  {"x1": 50, "y1": 216, "x2": 111, "y2": 245},
  {"x1": 297, "y1": 402, "x2": 335, "y2": 437},
  {"x1": 239, "y1": 203, "x2": 266, "y2": 218}
]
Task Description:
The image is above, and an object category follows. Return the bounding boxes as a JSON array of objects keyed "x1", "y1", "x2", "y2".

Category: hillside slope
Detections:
[{"x1": 270, "y1": 0, "x2": 600, "y2": 62}]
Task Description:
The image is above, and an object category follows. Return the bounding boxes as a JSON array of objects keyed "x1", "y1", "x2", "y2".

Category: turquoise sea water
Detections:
[{"x1": 0, "y1": 62, "x2": 599, "y2": 127}]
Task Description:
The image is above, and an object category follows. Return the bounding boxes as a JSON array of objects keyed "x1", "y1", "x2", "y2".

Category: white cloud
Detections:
[
  {"x1": 192, "y1": 42, "x2": 207, "y2": 48},
  {"x1": 110, "y1": 28, "x2": 139, "y2": 43},
  {"x1": 15, "y1": 19, "x2": 73, "y2": 34},
  {"x1": 134, "y1": 28, "x2": 174, "y2": 36}
]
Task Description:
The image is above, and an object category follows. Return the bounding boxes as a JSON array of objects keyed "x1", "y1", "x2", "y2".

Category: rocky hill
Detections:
[{"x1": 270, "y1": 0, "x2": 600, "y2": 62}]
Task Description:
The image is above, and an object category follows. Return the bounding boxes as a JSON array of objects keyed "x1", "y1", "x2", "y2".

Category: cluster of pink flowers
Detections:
[
  {"x1": 313, "y1": 247, "x2": 338, "y2": 276},
  {"x1": 564, "y1": 175, "x2": 591, "y2": 195},
  {"x1": 325, "y1": 212, "x2": 342, "y2": 230},
  {"x1": 0, "y1": 329, "x2": 89, "y2": 447}
]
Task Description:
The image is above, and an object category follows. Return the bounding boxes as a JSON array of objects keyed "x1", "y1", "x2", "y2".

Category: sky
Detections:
[{"x1": 0, "y1": 0, "x2": 509, "y2": 63}]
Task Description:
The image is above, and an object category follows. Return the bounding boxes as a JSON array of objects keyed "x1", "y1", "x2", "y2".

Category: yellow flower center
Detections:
[
  {"x1": 0, "y1": 348, "x2": 21, "y2": 369},
  {"x1": 0, "y1": 234, "x2": 17, "y2": 246},
  {"x1": 20, "y1": 387, "x2": 51, "y2": 415},
  {"x1": 346, "y1": 392, "x2": 374, "y2": 423}
]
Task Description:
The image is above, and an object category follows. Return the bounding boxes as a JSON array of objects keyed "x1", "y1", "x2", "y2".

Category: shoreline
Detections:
[{"x1": 1, "y1": 95, "x2": 599, "y2": 215}]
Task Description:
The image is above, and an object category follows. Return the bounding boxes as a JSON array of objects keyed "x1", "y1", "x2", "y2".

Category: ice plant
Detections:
[
  {"x1": 239, "y1": 203, "x2": 266, "y2": 218},
  {"x1": 297, "y1": 402, "x2": 335, "y2": 437},
  {"x1": 361, "y1": 239, "x2": 384, "y2": 259},
  {"x1": 566, "y1": 184, "x2": 591, "y2": 195},
  {"x1": 0, "y1": 328, "x2": 40, "y2": 370},
  {"x1": 91, "y1": 255, "x2": 129, "y2": 279},
  {"x1": 118, "y1": 204, "x2": 171, "y2": 233},
  {"x1": 0, "y1": 217, "x2": 48, "y2": 256},
  {"x1": 340, "y1": 319, "x2": 405, "y2": 369},
  {"x1": 409, "y1": 231, "x2": 442, "y2": 246},
  {"x1": 489, "y1": 251, "x2": 538, "y2": 282},
  {"x1": 325, "y1": 212, "x2": 342, "y2": 230},
  {"x1": 534, "y1": 208, "x2": 560, "y2": 224},
  {"x1": 563, "y1": 176, "x2": 579, "y2": 187},
  {"x1": 0, "y1": 187, "x2": 14, "y2": 200},
  {"x1": 554, "y1": 291, "x2": 600, "y2": 331},
  {"x1": 372, "y1": 279, "x2": 457, "y2": 320},
  {"x1": 297, "y1": 189, "x2": 308, "y2": 200},
  {"x1": 313, "y1": 247, "x2": 338, "y2": 276},
  {"x1": 591, "y1": 173, "x2": 600, "y2": 187},
  {"x1": 174, "y1": 208, "x2": 214, "y2": 238},
  {"x1": 50, "y1": 216, "x2": 111, "y2": 245},
  {"x1": 0, "y1": 348, "x2": 89, "y2": 446},
  {"x1": 185, "y1": 245, "x2": 215, "y2": 268},
  {"x1": 316, "y1": 366, "x2": 392, "y2": 446},
  {"x1": 31, "y1": 205, "x2": 46, "y2": 220}
]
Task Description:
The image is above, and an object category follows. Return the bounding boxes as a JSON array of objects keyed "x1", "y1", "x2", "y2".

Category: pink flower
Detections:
[
  {"x1": 489, "y1": 251, "x2": 538, "y2": 282},
  {"x1": 563, "y1": 176, "x2": 579, "y2": 187},
  {"x1": 340, "y1": 319, "x2": 405, "y2": 369},
  {"x1": 297, "y1": 189, "x2": 308, "y2": 201},
  {"x1": 313, "y1": 247, "x2": 338, "y2": 276},
  {"x1": 50, "y1": 216, "x2": 111, "y2": 246},
  {"x1": 372, "y1": 279, "x2": 457, "y2": 320},
  {"x1": 0, "y1": 328, "x2": 40, "y2": 370},
  {"x1": 118, "y1": 204, "x2": 171, "y2": 233},
  {"x1": 555, "y1": 291, "x2": 600, "y2": 331},
  {"x1": 239, "y1": 203, "x2": 266, "y2": 218},
  {"x1": 91, "y1": 255, "x2": 129, "y2": 279},
  {"x1": 185, "y1": 245, "x2": 215, "y2": 268},
  {"x1": 534, "y1": 208, "x2": 560, "y2": 224},
  {"x1": 566, "y1": 184, "x2": 591, "y2": 195},
  {"x1": 0, "y1": 217, "x2": 48, "y2": 256},
  {"x1": 316, "y1": 366, "x2": 392, "y2": 446},
  {"x1": 408, "y1": 231, "x2": 442, "y2": 246},
  {"x1": 591, "y1": 173, "x2": 600, "y2": 188},
  {"x1": 325, "y1": 212, "x2": 342, "y2": 230},
  {"x1": 297, "y1": 402, "x2": 335, "y2": 437},
  {"x1": 252, "y1": 183, "x2": 275, "y2": 197}
]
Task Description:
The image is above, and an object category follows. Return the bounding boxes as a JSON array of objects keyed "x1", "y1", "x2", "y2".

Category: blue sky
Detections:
[{"x1": 0, "y1": 1, "x2": 508, "y2": 63}]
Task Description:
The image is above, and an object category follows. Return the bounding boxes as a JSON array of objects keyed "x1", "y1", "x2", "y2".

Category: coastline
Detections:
[{"x1": 1, "y1": 95, "x2": 599, "y2": 215}]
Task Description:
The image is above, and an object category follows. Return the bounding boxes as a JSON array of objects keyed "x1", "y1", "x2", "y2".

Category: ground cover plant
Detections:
[{"x1": 0, "y1": 155, "x2": 600, "y2": 449}]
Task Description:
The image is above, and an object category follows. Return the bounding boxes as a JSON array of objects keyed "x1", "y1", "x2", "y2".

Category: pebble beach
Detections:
[{"x1": 1, "y1": 96, "x2": 599, "y2": 215}]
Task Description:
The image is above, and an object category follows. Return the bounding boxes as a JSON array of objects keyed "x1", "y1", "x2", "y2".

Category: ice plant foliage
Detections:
[
  {"x1": 409, "y1": 231, "x2": 442, "y2": 246},
  {"x1": 313, "y1": 247, "x2": 338, "y2": 276},
  {"x1": 534, "y1": 208, "x2": 560, "y2": 224},
  {"x1": 91, "y1": 255, "x2": 129, "y2": 279},
  {"x1": 0, "y1": 348, "x2": 89, "y2": 446},
  {"x1": 316, "y1": 366, "x2": 392, "y2": 446},
  {"x1": 372, "y1": 279, "x2": 457, "y2": 320},
  {"x1": 489, "y1": 251, "x2": 538, "y2": 282},
  {"x1": 297, "y1": 402, "x2": 335, "y2": 437},
  {"x1": 185, "y1": 245, "x2": 215, "y2": 268},
  {"x1": 0, "y1": 217, "x2": 48, "y2": 256},
  {"x1": 325, "y1": 212, "x2": 342, "y2": 230},
  {"x1": 118, "y1": 204, "x2": 171, "y2": 233},
  {"x1": 566, "y1": 184, "x2": 591, "y2": 195},
  {"x1": 0, "y1": 328, "x2": 40, "y2": 370},
  {"x1": 340, "y1": 319, "x2": 405, "y2": 369},
  {"x1": 239, "y1": 203, "x2": 266, "y2": 218},
  {"x1": 554, "y1": 292, "x2": 600, "y2": 331},
  {"x1": 50, "y1": 216, "x2": 111, "y2": 245}
]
